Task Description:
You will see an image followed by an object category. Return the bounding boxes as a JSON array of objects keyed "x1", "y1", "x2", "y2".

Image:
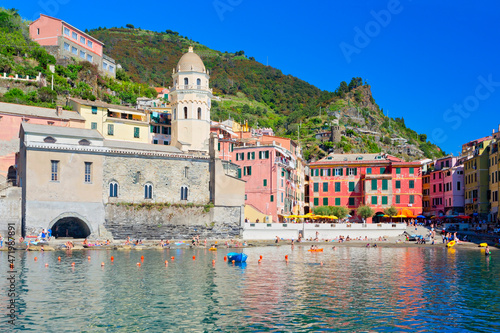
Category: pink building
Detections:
[
  {"x1": 232, "y1": 138, "x2": 300, "y2": 223},
  {"x1": 308, "y1": 153, "x2": 423, "y2": 223},
  {"x1": 211, "y1": 121, "x2": 237, "y2": 162},
  {"x1": 0, "y1": 102, "x2": 85, "y2": 181},
  {"x1": 429, "y1": 156, "x2": 465, "y2": 216},
  {"x1": 29, "y1": 14, "x2": 115, "y2": 77}
]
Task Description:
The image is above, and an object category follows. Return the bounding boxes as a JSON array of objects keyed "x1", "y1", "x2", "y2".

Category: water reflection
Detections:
[{"x1": 0, "y1": 247, "x2": 499, "y2": 332}]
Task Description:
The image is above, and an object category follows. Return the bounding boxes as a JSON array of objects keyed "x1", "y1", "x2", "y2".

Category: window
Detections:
[
  {"x1": 91, "y1": 106, "x2": 97, "y2": 114},
  {"x1": 380, "y1": 167, "x2": 385, "y2": 174},
  {"x1": 348, "y1": 198, "x2": 355, "y2": 206},
  {"x1": 103, "y1": 62, "x2": 108, "y2": 70},
  {"x1": 87, "y1": 40, "x2": 93, "y2": 48},
  {"x1": 145, "y1": 184, "x2": 153, "y2": 199},
  {"x1": 79, "y1": 50, "x2": 85, "y2": 59},
  {"x1": 371, "y1": 196, "x2": 377, "y2": 205},
  {"x1": 184, "y1": 78, "x2": 189, "y2": 85},
  {"x1": 396, "y1": 195, "x2": 400, "y2": 204},
  {"x1": 236, "y1": 153, "x2": 244, "y2": 161},
  {"x1": 80, "y1": 36, "x2": 85, "y2": 44},
  {"x1": 134, "y1": 127, "x2": 140, "y2": 138},
  {"x1": 313, "y1": 198, "x2": 319, "y2": 206},
  {"x1": 382, "y1": 196, "x2": 388, "y2": 205},
  {"x1": 382, "y1": 179, "x2": 388, "y2": 190},
  {"x1": 263, "y1": 179, "x2": 267, "y2": 186},
  {"x1": 72, "y1": 31, "x2": 77, "y2": 40},
  {"x1": 323, "y1": 182, "x2": 328, "y2": 192},
  {"x1": 396, "y1": 167, "x2": 401, "y2": 174},
  {"x1": 64, "y1": 42, "x2": 70, "y2": 51},
  {"x1": 313, "y1": 183, "x2": 319, "y2": 192},
  {"x1": 197, "y1": 107, "x2": 202, "y2": 120},
  {"x1": 184, "y1": 167, "x2": 189, "y2": 178},
  {"x1": 108, "y1": 124, "x2": 114, "y2": 136},
  {"x1": 243, "y1": 166, "x2": 252, "y2": 176},
  {"x1": 349, "y1": 181, "x2": 355, "y2": 191},
  {"x1": 71, "y1": 46, "x2": 77, "y2": 55},
  {"x1": 334, "y1": 168, "x2": 343, "y2": 176},
  {"x1": 259, "y1": 151, "x2": 270, "y2": 159},
  {"x1": 366, "y1": 167, "x2": 372, "y2": 174},
  {"x1": 184, "y1": 107, "x2": 188, "y2": 119},
  {"x1": 237, "y1": 168, "x2": 241, "y2": 178},
  {"x1": 335, "y1": 198, "x2": 341, "y2": 206},
  {"x1": 323, "y1": 198, "x2": 328, "y2": 206},
  {"x1": 64, "y1": 27, "x2": 70, "y2": 36},
  {"x1": 181, "y1": 186, "x2": 188, "y2": 200},
  {"x1": 109, "y1": 65, "x2": 114, "y2": 73},
  {"x1": 83, "y1": 162, "x2": 92, "y2": 183},
  {"x1": 247, "y1": 152, "x2": 255, "y2": 160},
  {"x1": 335, "y1": 182, "x2": 341, "y2": 192},
  {"x1": 109, "y1": 182, "x2": 118, "y2": 197},
  {"x1": 37, "y1": 28, "x2": 40, "y2": 35},
  {"x1": 410, "y1": 167, "x2": 414, "y2": 174},
  {"x1": 347, "y1": 168, "x2": 357, "y2": 176},
  {"x1": 371, "y1": 179, "x2": 377, "y2": 190},
  {"x1": 197, "y1": 78, "x2": 201, "y2": 86},
  {"x1": 87, "y1": 54, "x2": 93, "y2": 62},
  {"x1": 153, "y1": 139, "x2": 158, "y2": 144},
  {"x1": 271, "y1": 195, "x2": 274, "y2": 202},
  {"x1": 409, "y1": 180, "x2": 415, "y2": 189},
  {"x1": 409, "y1": 195, "x2": 415, "y2": 204},
  {"x1": 51, "y1": 160, "x2": 59, "y2": 181}
]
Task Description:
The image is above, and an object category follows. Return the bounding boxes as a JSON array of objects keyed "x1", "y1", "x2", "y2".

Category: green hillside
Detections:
[
  {"x1": 0, "y1": 9, "x2": 445, "y2": 161},
  {"x1": 88, "y1": 27, "x2": 444, "y2": 161}
]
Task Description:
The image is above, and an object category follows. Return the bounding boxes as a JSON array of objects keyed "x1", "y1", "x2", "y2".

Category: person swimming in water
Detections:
[{"x1": 485, "y1": 246, "x2": 491, "y2": 256}]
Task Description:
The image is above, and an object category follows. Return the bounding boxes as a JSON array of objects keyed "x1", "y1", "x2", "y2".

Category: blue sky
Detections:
[{"x1": 7, "y1": 0, "x2": 500, "y2": 155}]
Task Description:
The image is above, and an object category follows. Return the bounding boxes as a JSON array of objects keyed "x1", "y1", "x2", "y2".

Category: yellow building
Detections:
[
  {"x1": 463, "y1": 137, "x2": 491, "y2": 218},
  {"x1": 68, "y1": 97, "x2": 149, "y2": 143}
]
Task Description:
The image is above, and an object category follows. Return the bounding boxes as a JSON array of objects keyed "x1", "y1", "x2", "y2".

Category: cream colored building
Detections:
[
  {"x1": 170, "y1": 46, "x2": 212, "y2": 153},
  {"x1": 68, "y1": 97, "x2": 149, "y2": 143}
]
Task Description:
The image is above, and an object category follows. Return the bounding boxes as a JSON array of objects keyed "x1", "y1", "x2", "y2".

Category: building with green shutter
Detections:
[{"x1": 308, "y1": 153, "x2": 423, "y2": 223}]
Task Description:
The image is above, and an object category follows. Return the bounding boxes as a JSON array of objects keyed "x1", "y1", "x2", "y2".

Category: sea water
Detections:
[{"x1": 0, "y1": 246, "x2": 499, "y2": 332}]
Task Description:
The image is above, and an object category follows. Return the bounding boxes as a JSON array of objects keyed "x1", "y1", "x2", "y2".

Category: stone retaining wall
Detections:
[{"x1": 104, "y1": 204, "x2": 242, "y2": 240}]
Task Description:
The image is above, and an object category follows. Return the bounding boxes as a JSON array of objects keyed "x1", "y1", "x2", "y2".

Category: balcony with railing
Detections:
[
  {"x1": 170, "y1": 84, "x2": 212, "y2": 93},
  {"x1": 275, "y1": 157, "x2": 295, "y2": 169}
]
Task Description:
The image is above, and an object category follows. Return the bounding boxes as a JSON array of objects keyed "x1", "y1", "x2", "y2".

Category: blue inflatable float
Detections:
[{"x1": 227, "y1": 252, "x2": 248, "y2": 263}]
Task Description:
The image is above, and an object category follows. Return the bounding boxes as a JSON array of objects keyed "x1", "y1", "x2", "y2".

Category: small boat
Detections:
[
  {"x1": 227, "y1": 252, "x2": 247, "y2": 262},
  {"x1": 308, "y1": 248, "x2": 324, "y2": 252},
  {"x1": 479, "y1": 243, "x2": 488, "y2": 247},
  {"x1": 446, "y1": 241, "x2": 456, "y2": 248}
]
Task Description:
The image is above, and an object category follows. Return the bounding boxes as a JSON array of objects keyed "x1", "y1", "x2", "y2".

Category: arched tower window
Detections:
[
  {"x1": 196, "y1": 78, "x2": 201, "y2": 86},
  {"x1": 109, "y1": 182, "x2": 118, "y2": 197},
  {"x1": 197, "y1": 107, "x2": 202, "y2": 120},
  {"x1": 144, "y1": 183, "x2": 153, "y2": 199},
  {"x1": 181, "y1": 186, "x2": 189, "y2": 200},
  {"x1": 184, "y1": 107, "x2": 188, "y2": 119},
  {"x1": 184, "y1": 77, "x2": 188, "y2": 86}
]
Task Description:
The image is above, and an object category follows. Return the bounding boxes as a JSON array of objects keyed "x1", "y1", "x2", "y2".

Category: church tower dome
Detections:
[
  {"x1": 176, "y1": 46, "x2": 206, "y2": 73},
  {"x1": 170, "y1": 47, "x2": 212, "y2": 153}
]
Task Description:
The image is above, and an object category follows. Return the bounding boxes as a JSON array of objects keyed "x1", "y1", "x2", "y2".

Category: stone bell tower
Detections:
[{"x1": 170, "y1": 46, "x2": 212, "y2": 153}]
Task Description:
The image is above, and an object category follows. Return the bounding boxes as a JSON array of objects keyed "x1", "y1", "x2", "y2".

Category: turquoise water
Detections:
[{"x1": 1, "y1": 246, "x2": 499, "y2": 332}]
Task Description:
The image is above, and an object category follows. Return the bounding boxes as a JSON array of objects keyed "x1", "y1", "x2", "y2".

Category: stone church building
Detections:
[{"x1": 12, "y1": 48, "x2": 245, "y2": 240}]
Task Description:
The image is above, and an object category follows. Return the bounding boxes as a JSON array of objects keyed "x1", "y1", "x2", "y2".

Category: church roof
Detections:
[{"x1": 176, "y1": 47, "x2": 205, "y2": 73}]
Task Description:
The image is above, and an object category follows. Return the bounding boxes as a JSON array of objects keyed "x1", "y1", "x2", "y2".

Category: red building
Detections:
[{"x1": 308, "y1": 153, "x2": 423, "y2": 222}]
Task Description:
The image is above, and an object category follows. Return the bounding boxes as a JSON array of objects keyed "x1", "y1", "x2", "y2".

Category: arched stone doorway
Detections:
[
  {"x1": 50, "y1": 215, "x2": 92, "y2": 239},
  {"x1": 7, "y1": 165, "x2": 16, "y2": 185}
]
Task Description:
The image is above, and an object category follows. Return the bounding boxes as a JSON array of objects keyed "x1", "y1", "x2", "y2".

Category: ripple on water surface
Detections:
[{"x1": 0, "y1": 246, "x2": 499, "y2": 332}]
